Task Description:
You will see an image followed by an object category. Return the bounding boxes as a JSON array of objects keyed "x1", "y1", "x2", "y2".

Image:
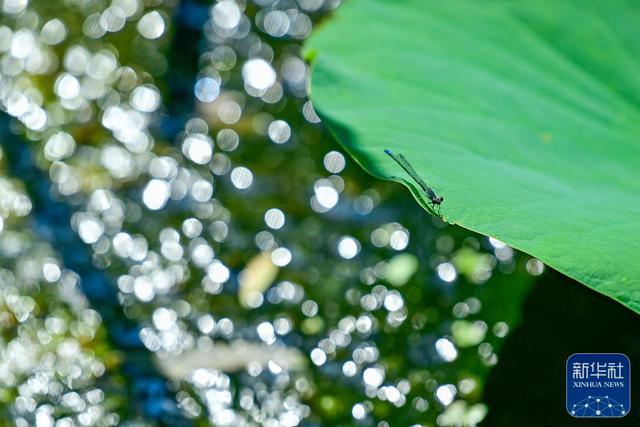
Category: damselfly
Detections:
[{"x1": 384, "y1": 149, "x2": 443, "y2": 207}]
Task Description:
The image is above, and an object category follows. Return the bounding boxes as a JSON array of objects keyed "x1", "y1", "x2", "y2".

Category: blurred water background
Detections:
[{"x1": 0, "y1": 1, "x2": 547, "y2": 425}]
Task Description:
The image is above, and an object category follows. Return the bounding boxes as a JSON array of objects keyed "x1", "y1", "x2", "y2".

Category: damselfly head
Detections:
[
  {"x1": 431, "y1": 196, "x2": 444, "y2": 205},
  {"x1": 384, "y1": 149, "x2": 392, "y2": 155}
]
